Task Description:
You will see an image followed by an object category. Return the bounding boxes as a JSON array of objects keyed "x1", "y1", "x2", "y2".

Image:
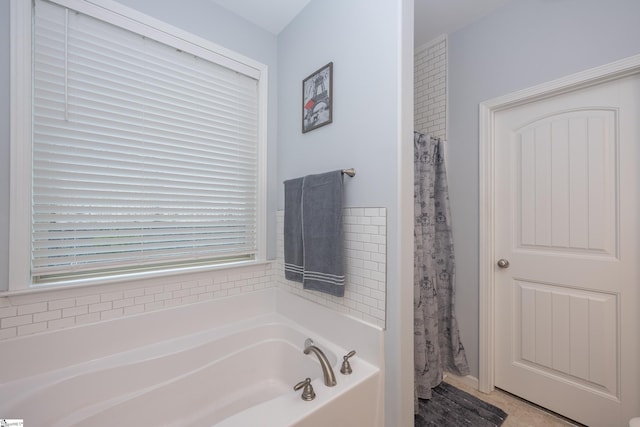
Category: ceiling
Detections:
[
  {"x1": 209, "y1": 0, "x2": 311, "y2": 35},
  {"x1": 210, "y1": 0, "x2": 509, "y2": 46},
  {"x1": 414, "y1": 0, "x2": 509, "y2": 47}
]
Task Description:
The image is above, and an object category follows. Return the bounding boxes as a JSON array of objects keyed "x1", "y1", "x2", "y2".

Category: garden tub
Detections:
[{"x1": 0, "y1": 288, "x2": 383, "y2": 426}]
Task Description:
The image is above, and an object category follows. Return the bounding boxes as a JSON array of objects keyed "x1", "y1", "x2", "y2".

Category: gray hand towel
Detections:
[
  {"x1": 301, "y1": 170, "x2": 345, "y2": 297},
  {"x1": 284, "y1": 177, "x2": 304, "y2": 282}
]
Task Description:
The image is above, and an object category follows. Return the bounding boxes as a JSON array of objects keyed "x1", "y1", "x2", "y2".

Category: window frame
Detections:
[{"x1": 9, "y1": 0, "x2": 268, "y2": 292}]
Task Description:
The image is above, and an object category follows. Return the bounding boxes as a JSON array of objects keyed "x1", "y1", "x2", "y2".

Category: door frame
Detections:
[{"x1": 478, "y1": 53, "x2": 640, "y2": 394}]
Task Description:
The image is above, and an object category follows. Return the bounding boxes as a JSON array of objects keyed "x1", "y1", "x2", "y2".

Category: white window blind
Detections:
[{"x1": 32, "y1": 0, "x2": 260, "y2": 283}]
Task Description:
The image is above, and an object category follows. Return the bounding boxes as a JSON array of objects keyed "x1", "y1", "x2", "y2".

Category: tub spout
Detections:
[{"x1": 303, "y1": 339, "x2": 337, "y2": 387}]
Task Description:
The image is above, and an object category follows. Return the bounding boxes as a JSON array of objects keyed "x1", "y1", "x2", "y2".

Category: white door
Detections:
[{"x1": 493, "y1": 73, "x2": 640, "y2": 427}]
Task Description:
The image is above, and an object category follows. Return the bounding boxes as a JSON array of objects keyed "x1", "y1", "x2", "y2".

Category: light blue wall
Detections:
[
  {"x1": 277, "y1": 1, "x2": 406, "y2": 424},
  {"x1": 118, "y1": 0, "x2": 277, "y2": 66},
  {"x1": 0, "y1": 1, "x2": 9, "y2": 291},
  {"x1": 0, "y1": 0, "x2": 279, "y2": 291},
  {"x1": 448, "y1": 0, "x2": 640, "y2": 377},
  {"x1": 277, "y1": 1, "x2": 399, "y2": 209}
]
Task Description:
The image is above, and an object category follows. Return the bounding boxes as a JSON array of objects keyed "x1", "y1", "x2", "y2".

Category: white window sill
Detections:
[{"x1": 1, "y1": 259, "x2": 274, "y2": 298}]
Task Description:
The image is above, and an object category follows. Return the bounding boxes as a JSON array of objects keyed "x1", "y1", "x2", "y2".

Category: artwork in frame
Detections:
[{"x1": 302, "y1": 62, "x2": 333, "y2": 133}]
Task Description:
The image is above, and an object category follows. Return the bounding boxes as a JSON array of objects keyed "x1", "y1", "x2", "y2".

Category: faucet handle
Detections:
[
  {"x1": 294, "y1": 377, "x2": 316, "y2": 401},
  {"x1": 340, "y1": 350, "x2": 356, "y2": 374}
]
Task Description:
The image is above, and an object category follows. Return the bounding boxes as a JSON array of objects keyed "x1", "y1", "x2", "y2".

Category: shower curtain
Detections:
[{"x1": 414, "y1": 131, "x2": 469, "y2": 407}]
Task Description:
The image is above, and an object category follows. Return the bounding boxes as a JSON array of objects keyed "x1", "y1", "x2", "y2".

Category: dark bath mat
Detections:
[{"x1": 415, "y1": 381, "x2": 507, "y2": 427}]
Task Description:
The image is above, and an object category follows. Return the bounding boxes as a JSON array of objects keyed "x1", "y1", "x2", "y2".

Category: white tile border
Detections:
[{"x1": 0, "y1": 263, "x2": 276, "y2": 340}]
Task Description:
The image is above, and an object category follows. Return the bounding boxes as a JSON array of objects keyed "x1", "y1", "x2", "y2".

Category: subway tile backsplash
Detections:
[
  {"x1": 275, "y1": 208, "x2": 386, "y2": 328},
  {"x1": 415, "y1": 36, "x2": 447, "y2": 139},
  {"x1": 0, "y1": 264, "x2": 276, "y2": 340},
  {"x1": 0, "y1": 208, "x2": 386, "y2": 340}
]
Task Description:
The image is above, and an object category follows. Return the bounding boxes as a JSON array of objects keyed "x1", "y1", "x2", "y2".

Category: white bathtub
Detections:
[{"x1": 0, "y1": 288, "x2": 383, "y2": 426}]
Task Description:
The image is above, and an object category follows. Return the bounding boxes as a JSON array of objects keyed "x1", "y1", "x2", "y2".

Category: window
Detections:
[{"x1": 9, "y1": 0, "x2": 267, "y2": 290}]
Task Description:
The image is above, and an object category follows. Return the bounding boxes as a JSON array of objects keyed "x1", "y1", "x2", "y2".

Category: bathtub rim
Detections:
[
  {"x1": 0, "y1": 287, "x2": 383, "y2": 384},
  {"x1": 0, "y1": 314, "x2": 329, "y2": 411}
]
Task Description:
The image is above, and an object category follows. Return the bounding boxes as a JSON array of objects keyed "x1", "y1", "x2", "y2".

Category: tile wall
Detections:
[
  {"x1": 0, "y1": 263, "x2": 275, "y2": 340},
  {"x1": 414, "y1": 35, "x2": 447, "y2": 139},
  {"x1": 275, "y1": 208, "x2": 387, "y2": 328}
]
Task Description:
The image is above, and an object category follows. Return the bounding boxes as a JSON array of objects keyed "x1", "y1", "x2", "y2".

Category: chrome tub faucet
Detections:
[{"x1": 303, "y1": 338, "x2": 337, "y2": 387}]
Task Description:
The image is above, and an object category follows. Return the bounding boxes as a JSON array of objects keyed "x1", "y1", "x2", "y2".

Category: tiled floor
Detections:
[{"x1": 443, "y1": 374, "x2": 583, "y2": 427}]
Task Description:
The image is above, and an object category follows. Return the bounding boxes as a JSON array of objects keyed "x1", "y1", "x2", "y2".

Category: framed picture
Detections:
[{"x1": 302, "y1": 62, "x2": 333, "y2": 133}]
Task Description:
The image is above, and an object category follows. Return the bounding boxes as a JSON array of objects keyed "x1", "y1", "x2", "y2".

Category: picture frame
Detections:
[{"x1": 302, "y1": 62, "x2": 333, "y2": 133}]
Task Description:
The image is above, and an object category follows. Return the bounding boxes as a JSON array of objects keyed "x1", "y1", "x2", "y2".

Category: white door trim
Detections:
[{"x1": 478, "y1": 53, "x2": 640, "y2": 393}]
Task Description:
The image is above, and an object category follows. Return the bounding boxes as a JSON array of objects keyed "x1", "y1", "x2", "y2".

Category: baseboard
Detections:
[{"x1": 444, "y1": 372, "x2": 481, "y2": 391}]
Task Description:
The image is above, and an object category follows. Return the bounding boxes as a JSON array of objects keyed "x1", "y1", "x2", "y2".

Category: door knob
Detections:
[{"x1": 497, "y1": 259, "x2": 510, "y2": 268}]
